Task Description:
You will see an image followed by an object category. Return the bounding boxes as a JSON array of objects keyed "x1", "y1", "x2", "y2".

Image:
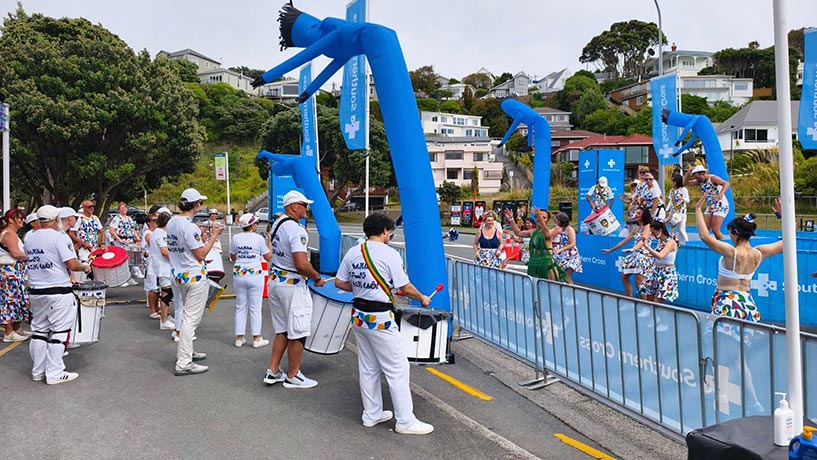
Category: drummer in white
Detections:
[
  {"x1": 334, "y1": 213, "x2": 434, "y2": 435},
  {"x1": 167, "y1": 189, "x2": 223, "y2": 376},
  {"x1": 585, "y1": 176, "x2": 614, "y2": 213},
  {"x1": 25, "y1": 205, "x2": 91, "y2": 384},
  {"x1": 230, "y1": 213, "x2": 271, "y2": 348}
]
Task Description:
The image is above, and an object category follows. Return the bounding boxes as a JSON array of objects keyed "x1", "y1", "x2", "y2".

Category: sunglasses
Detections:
[{"x1": 83, "y1": 205, "x2": 95, "y2": 208}]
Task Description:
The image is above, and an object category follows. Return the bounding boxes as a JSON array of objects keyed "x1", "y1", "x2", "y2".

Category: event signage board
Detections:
[
  {"x1": 461, "y1": 202, "x2": 473, "y2": 227},
  {"x1": 340, "y1": 0, "x2": 368, "y2": 151},
  {"x1": 450, "y1": 201, "x2": 461, "y2": 226},
  {"x1": 799, "y1": 29, "x2": 817, "y2": 150},
  {"x1": 299, "y1": 63, "x2": 318, "y2": 160}
]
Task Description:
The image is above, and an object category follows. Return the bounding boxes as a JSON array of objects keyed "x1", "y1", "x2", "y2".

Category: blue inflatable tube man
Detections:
[
  {"x1": 498, "y1": 99, "x2": 552, "y2": 210},
  {"x1": 251, "y1": 4, "x2": 449, "y2": 310}
]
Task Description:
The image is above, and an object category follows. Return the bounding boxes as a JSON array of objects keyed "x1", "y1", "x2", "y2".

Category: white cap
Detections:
[
  {"x1": 59, "y1": 207, "x2": 80, "y2": 219},
  {"x1": 282, "y1": 190, "x2": 314, "y2": 208},
  {"x1": 25, "y1": 212, "x2": 38, "y2": 224},
  {"x1": 208, "y1": 208, "x2": 219, "y2": 215},
  {"x1": 598, "y1": 176, "x2": 608, "y2": 187},
  {"x1": 690, "y1": 165, "x2": 706, "y2": 175},
  {"x1": 180, "y1": 188, "x2": 207, "y2": 202},
  {"x1": 157, "y1": 207, "x2": 172, "y2": 216},
  {"x1": 37, "y1": 205, "x2": 60, "y2": 222},
  {"x1": 631, "y1": 179, "x2": 640, "y2": 185},
  {"x1": 239, "y1": 213, "x2": 258, "y2": 228}
]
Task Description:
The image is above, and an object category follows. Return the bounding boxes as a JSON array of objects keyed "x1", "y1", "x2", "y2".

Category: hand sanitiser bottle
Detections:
[{"x1": 775, "y1": 392, "x2": 795, "y2": 446}]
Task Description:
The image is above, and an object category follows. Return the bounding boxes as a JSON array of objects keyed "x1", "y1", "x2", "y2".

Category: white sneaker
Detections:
[
  {"x1": 174, "y1": 363, "x2": 208, "y2": 376},
  {"x1": 32, "y1": 373, "x2": 45, "y2": 382},
  {"x1": 395, "y1": 420, "x2": 434, "y2": 435},
  {"x1": 66, "y1": 343, "x2": 80, "y2": 349},
  {"x1": 283, "y1": 370, "x2": 318, "y2": 389},
  {"x1": 3, "y1": 331, "x2": 28, "y2": 342},
  {"x1": 252, "y1": 338, "x2": 269, "y2": 348},
  {"x1": 159, "y1": 320, "x2": 176, "y2": 330},
  {"x1": 363, "y1": 410, "x2": 393, "y2": 427},
  {"x1": 46, "y1": 372, "x2": 79, "y2": 385},
  {"x1": 235, "y1": 338, "x2": 246, "y2": 347},
  {"x1": 262, "y1": 368, "x2": 286, "y2": 385}
]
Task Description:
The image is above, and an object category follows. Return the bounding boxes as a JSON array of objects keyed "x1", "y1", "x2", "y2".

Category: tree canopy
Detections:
[
  {"x1": 409, "y1": 65, "x2": 440, "y2": 95},
  {"x1": 493, "y1": 72, "x2": 514, "y2": 86},
  {"x1": 462, "y1": 72, "x2": 492, "y2": 89},
  {"x1": 0, "y1": 6, "x2": 204, "y2": 212},
  {"x1": 579, "y1": 20, "x2": 666, "y2": 79}
]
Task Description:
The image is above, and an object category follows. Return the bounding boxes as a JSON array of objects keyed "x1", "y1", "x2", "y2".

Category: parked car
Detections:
[
  {"x1": 255, "y1": 207, "x2": 269, "y2": 222},
  {"x1": 108, "y1": 206, "x2": 148, "y2": 224}
]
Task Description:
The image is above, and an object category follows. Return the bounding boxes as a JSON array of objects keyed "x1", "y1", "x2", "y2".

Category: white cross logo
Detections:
[
  {"x1": 584, "y1": 160, "x2": 591, "y2": 169},
  {"x1": 303, "y1": 145, "x2": 314, "y2": 157},
  {"x1": 704, "y1": 365, "x2": 744, "y2": 415},
  {"x1": 540, "y1": 312, "x2": 561, "y2": 345},
  {"x1": 659, "y1": 146, "x2": 675, "y2": 159},
  {"x1": 614, "y1": 256, "x2": 625, "y2": 271},
  {"x1": 750, "y1": 272, "x2": 777, "y2": 298},
  {"x1": 607, "y1": 158, "x2": 616, "y2": 168},
  {"x1": 808, "y1": 126, "x2": 817, "y2": 142},
  {"x1": 345, "y1": 115, "x2": 360, "y2": 140}
]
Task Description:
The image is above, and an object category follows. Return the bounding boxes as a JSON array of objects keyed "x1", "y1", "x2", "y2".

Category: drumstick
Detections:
[
  {"x1": 428, "y1": 283, "x2": 444, "y2": 299},
  {"x1": 321, "y1": 276, "x2": 335, "y2": 283}
]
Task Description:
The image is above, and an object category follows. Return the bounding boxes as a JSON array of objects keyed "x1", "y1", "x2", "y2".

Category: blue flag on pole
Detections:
[
  {"x1": 651, "y1": 73, "x2": 679, "y2": 164},
  {"x1": 340, "y1": 0, "x2": 367, "y2": 151},
  {"x1": 299, "y1": 63, "x2": 318, "y2": 159},
  {"x1": 799, "y1": 29, "x2": 817, "y2": 150}
]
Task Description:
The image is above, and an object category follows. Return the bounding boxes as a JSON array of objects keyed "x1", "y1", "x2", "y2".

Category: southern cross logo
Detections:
[
  {"x1": 303, "y1": 145, "x2": 315, "y2": 157},
  {"x1": 704, "y1": 364, "x2": 743, "y2": 415},
  {"x1": 659, "y1": 146, "x2": 675, "y2": 159},
  {"x1": 584, "y1": 159, "x2": 591, "y2": 169},
  {"x1": 607, "y1": 158, "x2": 616, "y2": 168},
  {"x1": 345, "y1": 115, "x2": 360, "y2": 140},
  {"x1": 614, "y1": 256, "x2": 625, "y2": 271},
  {"x1": 750, "y1": 272, "x2": 777, "y2": 298},
  {"x1": 808, "y1": 126, "x2": 817, "y2": 142}
]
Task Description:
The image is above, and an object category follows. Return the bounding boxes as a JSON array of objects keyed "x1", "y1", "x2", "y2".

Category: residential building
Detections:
[
  {"x1": 534, "y1": 68, "x2": 572, "y2": 94},
  {"x1": 440, "y1": 82, "x2": 476, "y2": 100},
  {"x1": 608, "y1": 75, "x2": 753, "y2": 112},
  {"x1": 513, "y1": 107, "x2": 574, "y2": 138},
  {"x1": 258, "y1": 78, "x2": 301, "y2": 102},
  {"x1": 552, "y1": 134, "x2": 656, "y2": 181},
  {"x1": 427, "y1": 137, "x2": 503, "y2": 193},
  {"x1": 488, "y1": 72, "x2": 531, "y2": 98},
  {"x1": 716, "y1": 100, "x2": 802, "y2": 157},
  {"x1": 157, "y1": 48, "x2": 221, "y2": 73},
  {"x1": 646, "y1": 45, "x2": 714, "y2": 77},
  {"x1": 609, "y1": 81, "x2": 651, "y2": 112},
  {"x1": 550, "y1": 129, "x2": 599, "y2": 155},
  {"x1": 198, "y1": 68, "x2": 258, "y2": 95},
  {"x1": 421, "y1": 111, "x2": 489, "y2": 138}
]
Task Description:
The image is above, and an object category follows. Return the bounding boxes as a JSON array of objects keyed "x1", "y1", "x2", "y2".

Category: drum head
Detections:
[{"x1": 91, "y1": 246, "x2": 128, "y2": 268}]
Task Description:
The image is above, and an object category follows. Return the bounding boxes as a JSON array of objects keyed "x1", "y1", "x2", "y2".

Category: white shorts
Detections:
[
  {"x1": 144, "y1": 274, "x2": 158, "y2": 291},
  {"x1": 157, "y1": 276, "x2": 172, "y2": 289},
  {"x1": 704, "y1": 208, "x2": 729, "y2": 218},
  {"x1": 268, "y1": 282, "x2": 312, "y2": 340}
]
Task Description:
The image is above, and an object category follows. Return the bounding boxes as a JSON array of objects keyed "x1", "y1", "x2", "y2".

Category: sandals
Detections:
[{"x1": 148, "y1": 312, "x2": 161, "y2": 319}]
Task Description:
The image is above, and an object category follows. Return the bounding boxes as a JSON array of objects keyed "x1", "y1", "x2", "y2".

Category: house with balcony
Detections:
[
  {"x1": 198, "y1": 68, "x2": 259, "y2": 95},
  {"x1": 680, "y1": 75, "x2": 754, "y2": 105},
  {"x1": 716, "y1": 100, "x2": 802, "y2": 158},
  {"x1": 420, "y1": 111, "x2": 489, "y2": 137},
  {"x1": 427, "y1": 137, "x2": 503, "y2": 193},
  {"x1": 552, "y1": 134, "x2": 656, "y2": 181},
  {"x1": 157, "y1": 48, "x2": 221, "y2": 73},
  {"x1": 257, "y1": 78, "x2": 301, "y2": 102},
  {"x1": 534, "y1": 68, "x2": 572, "y2": 94},
  {"x1": 488, "y1": 72, "x2": 531, "y2": 98},
  {"x1": 609, "y1": 81, "x2": 651, "y2": 112},
  {"x1": 645, "y1": 45, "x2": 714, "y2": 77}
]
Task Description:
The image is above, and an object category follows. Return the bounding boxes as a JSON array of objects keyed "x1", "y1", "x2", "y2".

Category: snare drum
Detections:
[
  {"x1": 583, "y1": 206, "x2": 621, "y2": 236},
  {"x1": 70, "y1": 281, "x2": 108, "y2": 345},
  {"x1": 126, "y1": 244, "x2": 144, "y2": 279},
  {"x1": 205, "y1": 247, "x2": 225, "y2": 281},
  {"x1": 396, "y1": 306, "x2": 452, "y2": 364},
  {"x1": 90, "y1": 247, "x2": 130, "y2": 287},
  {"x1": 205, "y1": 278, "x2": 226, "y2": 311},
  {"x1": 305, "y1": 280, "x2": 354, "y2": 354}
]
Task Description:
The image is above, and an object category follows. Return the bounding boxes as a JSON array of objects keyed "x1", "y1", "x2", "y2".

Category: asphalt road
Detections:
[{"x1": 0, "y1": 229, "x2": 614, "y2": 460}]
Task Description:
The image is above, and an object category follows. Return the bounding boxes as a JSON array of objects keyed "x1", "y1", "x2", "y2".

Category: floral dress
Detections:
[
  {"x1": 639, "y1": 238, "x2": 678, "y2": 302},
  {"x1": 619, "y1": 226, "x2": 651, "y2": 275},
  {"x1": 552, "y1": 231, "x2": 582, "y2": 273},
  {"x1": 700, "y1": 178, "x2": 729, "y2": 216},
  {"x1": 0, "y1": 233, "x2": 29, "y2": 325}
]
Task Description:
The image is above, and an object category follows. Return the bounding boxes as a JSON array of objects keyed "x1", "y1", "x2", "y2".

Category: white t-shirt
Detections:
[
  {"x1": 230, "y1": 231, "x2": 269, "y2": 276},
  {"x1": 149, "y1": 227, "x2": 171, "y2": 278},
  {"x1": 336, "y1": 241, "x2": 410, "y2": 303},
  {"x1": 270, "y1": 216, "x2": 308, "y2": 272},
  {"x1": 24, "y1": 228, "x2": 76, "y2": 289},
  {"x1": 166, "y1": 216, "x2": 206, "y2": 283}
]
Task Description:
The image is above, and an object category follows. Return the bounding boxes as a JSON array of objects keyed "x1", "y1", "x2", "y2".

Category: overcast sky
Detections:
[{"x1": 6, "y1": 0, "x2": 816, "y2": 87}]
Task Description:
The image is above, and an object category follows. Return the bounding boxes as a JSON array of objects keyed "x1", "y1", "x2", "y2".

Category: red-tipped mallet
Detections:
[{"x1": 428, "y1": 283, "x2": 444, "y2": 299}]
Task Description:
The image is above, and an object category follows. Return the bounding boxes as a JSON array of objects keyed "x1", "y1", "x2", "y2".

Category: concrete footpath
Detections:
[{"x1": 0, "y1": 260, "x2": 686, "y2": 460}]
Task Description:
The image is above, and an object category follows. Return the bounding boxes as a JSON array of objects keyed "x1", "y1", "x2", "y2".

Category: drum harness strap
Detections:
[
  {"x1": 268, "y1": 217, "x2": 300, "y2": 277},
  {"x1": 31, "y1": 328, "x2": 72, "y2": 344},
  {"x1": 356, "y1": 242, "x2": 396, "y2": 314},
  {"x1": 30, "y1": 286, "x2": 83, "y2": 333}
]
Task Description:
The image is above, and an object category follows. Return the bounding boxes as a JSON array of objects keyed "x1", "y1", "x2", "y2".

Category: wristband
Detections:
[{"x1": 774, "y1": 211, "x2": 781, "y2": 219}]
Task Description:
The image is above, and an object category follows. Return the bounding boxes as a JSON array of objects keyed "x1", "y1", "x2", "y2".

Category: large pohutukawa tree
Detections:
[{"x1": 0, "y1": 4, "x2": 204, "y2": 214}]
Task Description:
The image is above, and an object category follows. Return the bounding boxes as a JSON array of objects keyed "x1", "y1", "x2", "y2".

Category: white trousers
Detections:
[
  {"x1": 175, "y1": 281, "x2": 208, "y2": 368},
  {"x1": 672, "y1": 213, "x2": 689, "y2": 245},
  {"x1": 352, "y1": 322, "x2": 418, "y2": 429},
  {"x1": 234, "y1": 275, "x2": 264, "y2": 336},
  {"x1": 29, "y1": 293, "x2": 77, "y2": 380},
  {"x1": 171, "y1": 282, "x2": 184, "y2": 330}
]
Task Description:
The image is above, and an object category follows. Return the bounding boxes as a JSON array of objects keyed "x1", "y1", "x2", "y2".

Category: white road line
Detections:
[{"x1": 346, "y1": 342, "x2": 542, "y2": 460}]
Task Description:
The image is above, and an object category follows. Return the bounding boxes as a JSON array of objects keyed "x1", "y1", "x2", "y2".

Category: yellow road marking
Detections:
[
  {"x1": 0, "y1": 340, "x2": 24, "y2": 358},
  {"x1": 425, "y1": 367, "x2": 493, "y2": 401},
  {"x1": 554, "y1": 434, "x2": 614, "y2": 460}
]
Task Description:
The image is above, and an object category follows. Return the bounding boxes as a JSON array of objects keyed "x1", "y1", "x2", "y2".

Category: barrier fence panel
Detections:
[
  {"x1": 537, "y1": 280, "x2": 706, "y2": 435},
  {"x1": 450, "y1": 260, "x2": 543, "y2": 370}
]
